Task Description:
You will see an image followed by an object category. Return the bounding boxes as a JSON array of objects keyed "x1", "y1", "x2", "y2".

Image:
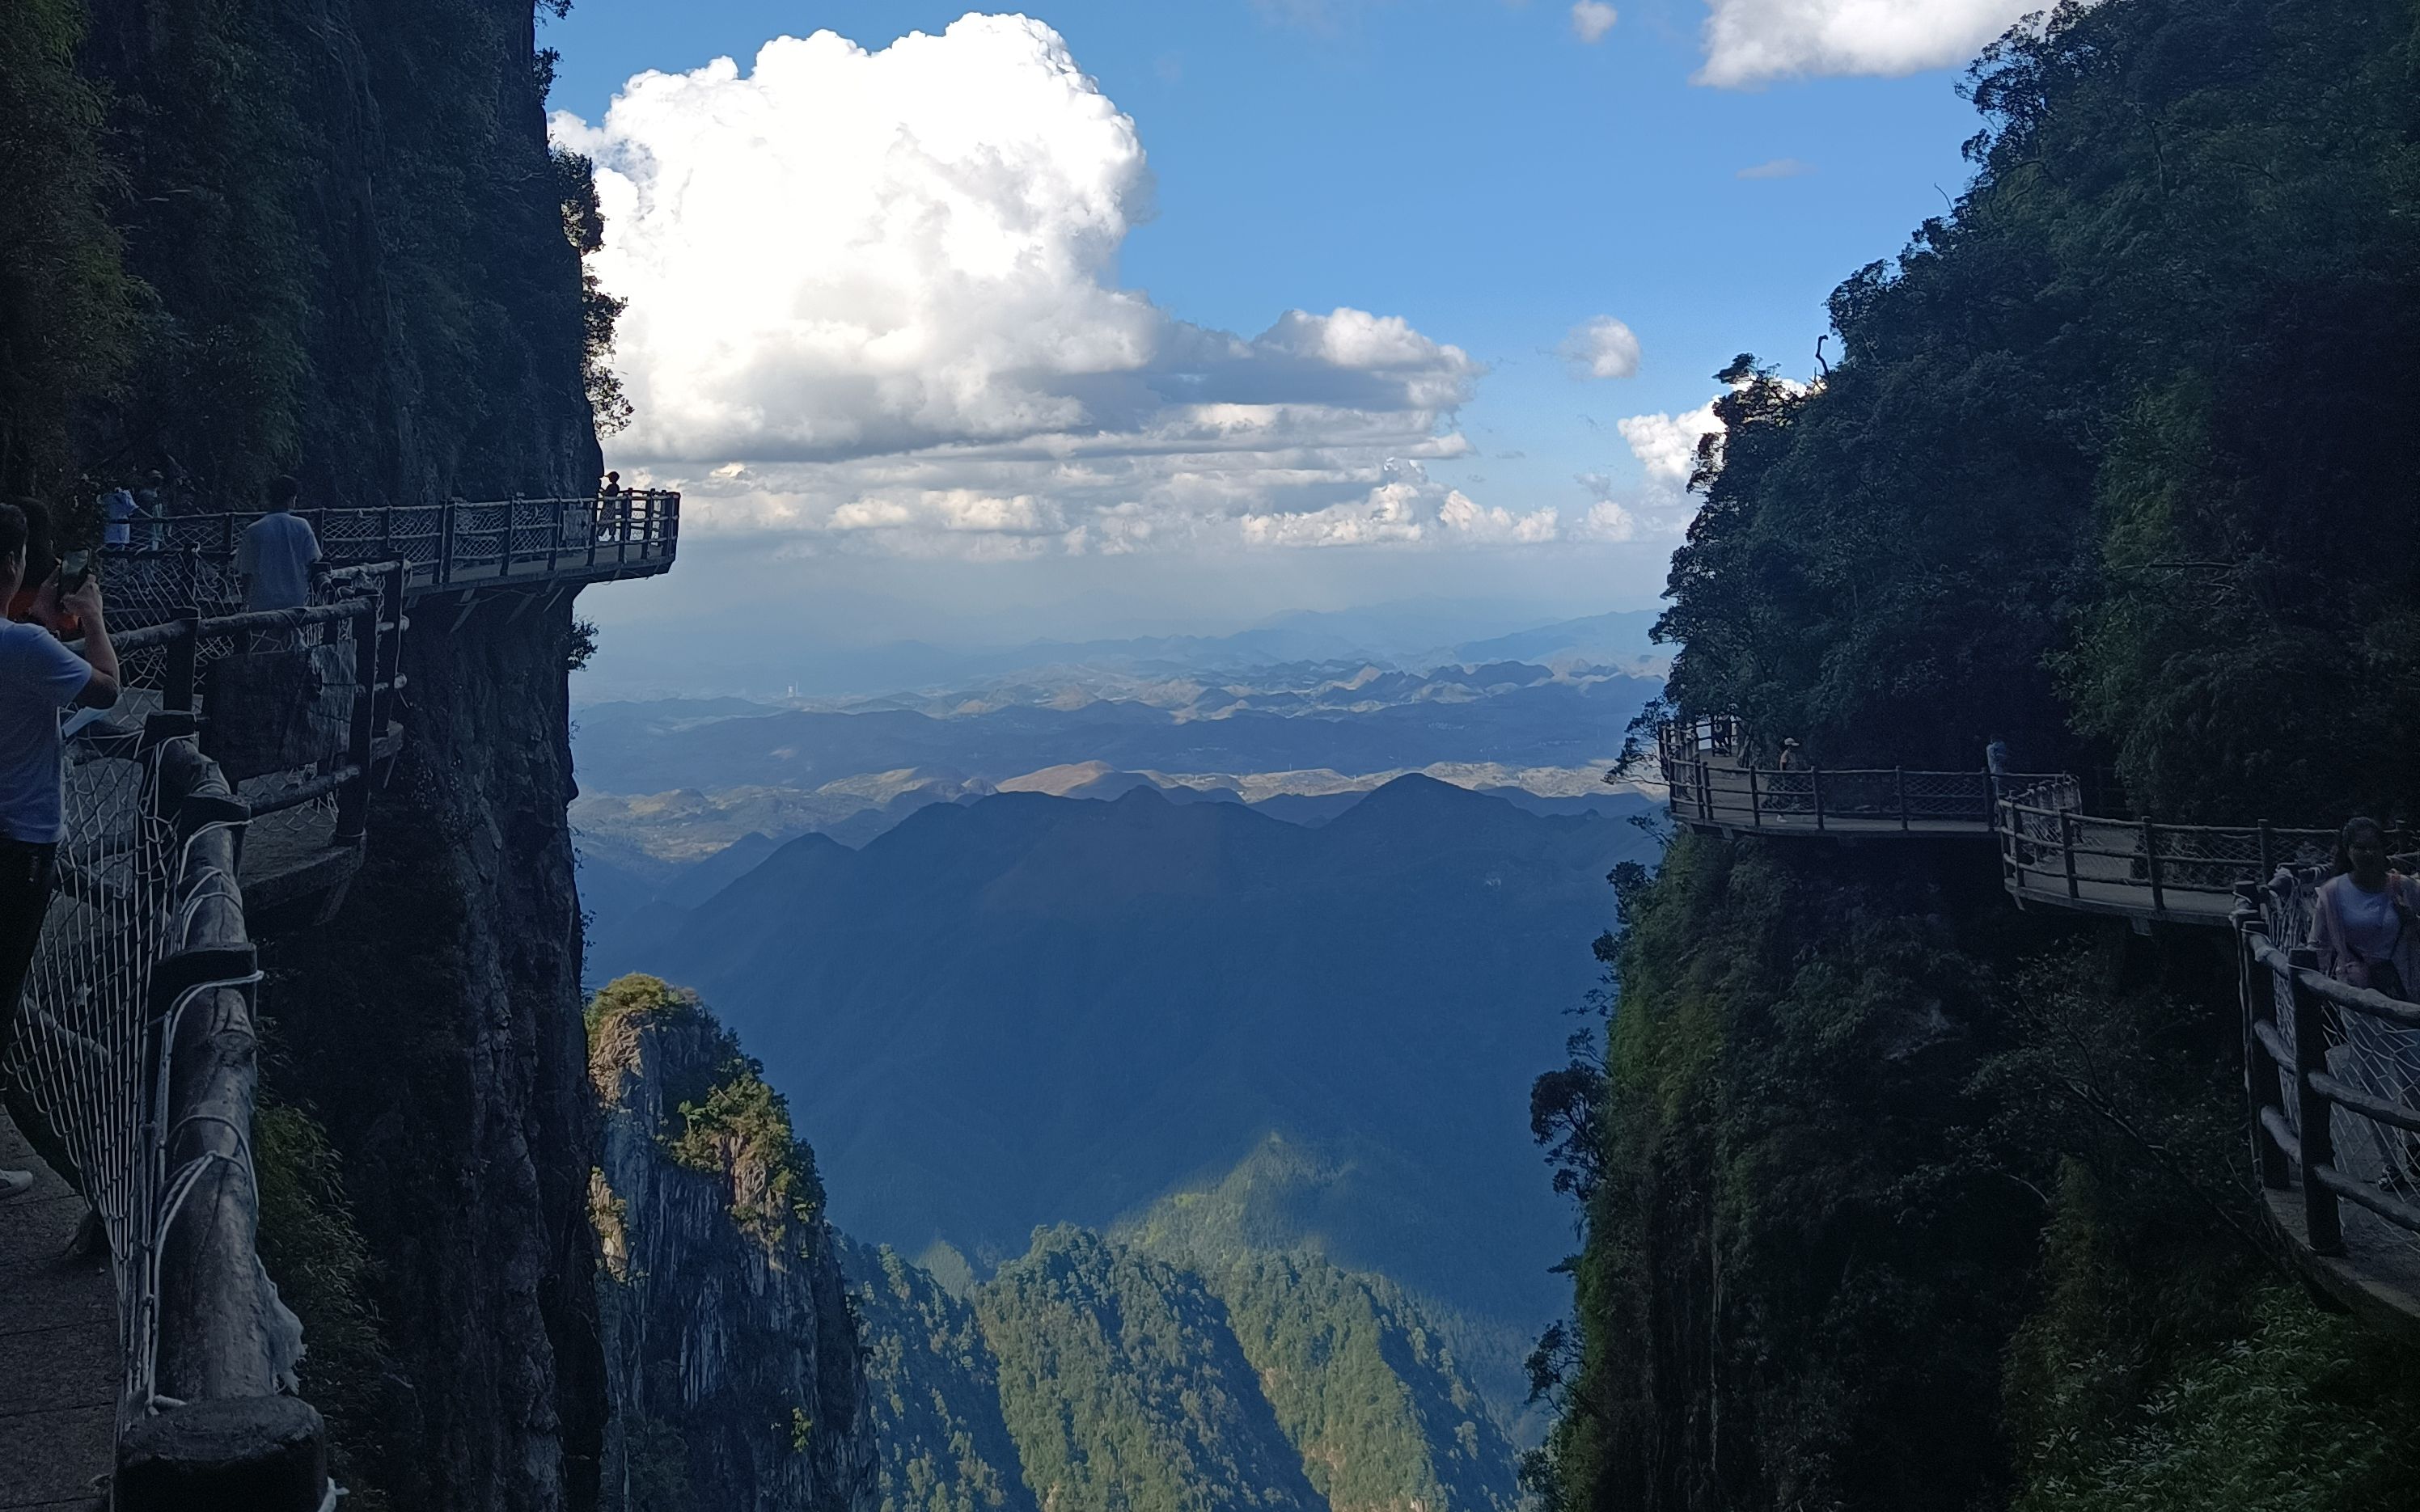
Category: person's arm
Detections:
[{"x1": 61, "y1": 577, "x2": 120, "y2": 709}]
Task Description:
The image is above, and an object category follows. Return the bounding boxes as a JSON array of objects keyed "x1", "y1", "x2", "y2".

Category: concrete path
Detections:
[{"x1": 0, "y1": 1111, "x2": 112, "y2": 1511}]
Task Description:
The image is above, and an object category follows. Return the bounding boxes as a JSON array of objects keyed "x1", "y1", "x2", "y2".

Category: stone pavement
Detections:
[{"x1": 0, "y1": 1111, "x2": 112, "y2": 1511}]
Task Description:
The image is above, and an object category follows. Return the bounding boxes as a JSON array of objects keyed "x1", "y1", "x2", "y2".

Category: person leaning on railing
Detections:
[
  {"x1": 0, "y1": 503, "x2": 122, "y2": 1205},
  {"x1": 2310, "y1": 817, "x2": 2420, "y2": 999}
]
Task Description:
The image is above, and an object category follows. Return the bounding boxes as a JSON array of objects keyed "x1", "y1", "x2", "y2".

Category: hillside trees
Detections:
[
  {"x1": 1548, "y1": 1, "x2": 2420, "y2": 1508},
  {"x1": 1652, "y1": 0, "x2": 2420, "y2": 821}
]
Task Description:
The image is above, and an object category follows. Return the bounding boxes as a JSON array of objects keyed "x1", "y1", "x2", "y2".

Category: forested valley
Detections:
[{"x1": 1531, "y1": 2, "x2": 2420, "y2": 1509}]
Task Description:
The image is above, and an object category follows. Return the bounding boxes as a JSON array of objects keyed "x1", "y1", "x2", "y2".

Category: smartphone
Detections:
[{"x1": 56, "y1": 551, "x2": 92, "y2": 598}]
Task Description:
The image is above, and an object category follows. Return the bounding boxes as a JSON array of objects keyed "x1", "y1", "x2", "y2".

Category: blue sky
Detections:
[{"x1": 544, "y1": 1, "x2": 2026, "y2": 689}]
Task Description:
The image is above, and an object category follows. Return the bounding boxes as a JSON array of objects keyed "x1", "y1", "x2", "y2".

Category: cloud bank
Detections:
[
  {"x1": 1571, "y1": 2, "x2": 1619, "y2": 44},
  {"x1": 1696, "y1": 0, "x2": 2038, "y2": 88},
  {"x1": 553, "y1": 16, "x2": 1606, "y2": 555}
]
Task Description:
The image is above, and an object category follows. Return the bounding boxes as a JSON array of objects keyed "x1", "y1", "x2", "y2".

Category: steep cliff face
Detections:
[
  {"x1": 270, "y1": 592, "x2": 607, "y2": 1510},
  {"x1": 588, "y1": 976, "x2": 880, "y2": 1512},
  {"x1": 75, "y1": 0, "x2": 601, "y2": 503}
]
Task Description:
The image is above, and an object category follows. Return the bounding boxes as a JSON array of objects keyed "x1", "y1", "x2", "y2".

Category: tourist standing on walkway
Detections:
[
  {"x1": 0, "y1": 503, "x2": 122, "y2": 1201},
  {"x1": 1986, "y1": 734, "x2": 2012, "y2": 799},
  {"x1": 2312, "y1": 817, "x2": 2420, "y2": 998},
  {"x1": 236, "y1": 476, "x2": 323, "y2": 614},
  {"x1": 99, "y1": 481, "x2": 138, "y2": 552}
]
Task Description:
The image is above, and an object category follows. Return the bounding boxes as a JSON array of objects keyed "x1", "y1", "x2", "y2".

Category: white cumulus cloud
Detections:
[
  {"x1": 1559, "y1": 317, "x2": 1642, "y2": 380},
  {"x1": 554, "y1": 16, "x2": 1518, "y2": 554},
  {"x1": 1571, "y1": 2, "x2": 1619, "y2": 43},
  {"x1": 1616, "y1": 398, "x2": 1724, "y2": 486},
  {"x1": 1695, "y1": 0, "x2": 2039, "y2": 89}
]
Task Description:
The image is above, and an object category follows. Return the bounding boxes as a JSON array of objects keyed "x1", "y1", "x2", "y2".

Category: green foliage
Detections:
[
  {"x1": 667, "y1": 1066, "x2": 827, "y2": 1251},
  {"x1": 1652, "y1": 0, "x2": 2420, "y2": 823},
  {"x1": 1553, "y1": 12, "x2": 2420, "y2": 1500},
  {"x1": 0, "y1": 0, "x2": 138, "y2": 494},
  {"x1": 975, "y1": 1226, "x2": 1326, "y2": 1512},
  {"x1": 252, "y1": 1102, "x2": 400, "y2": 1512},
  {"x1": 1546, "y1": 834, "x2": 2043, "y2": 1512},
  {"x1": 840, "y1": 1235, "x2": 1039, "y2": 1512}
]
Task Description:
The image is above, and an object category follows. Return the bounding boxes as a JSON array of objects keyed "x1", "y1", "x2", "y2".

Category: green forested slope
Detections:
[
  {"x1": 976, "y1": 1226, "x2": 1328, "y2": 1512},
  {"x1": 1542, "y1": 2, "x2": 2420, "y2": 1510},
  {"x1": 841, "y1": 1235, "x2": 1037, "y2": 1512}
]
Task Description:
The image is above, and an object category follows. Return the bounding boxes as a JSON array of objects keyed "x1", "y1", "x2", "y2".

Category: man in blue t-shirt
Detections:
[
  {"x1": 236, "y1": 475, "x2": 323, "y2": 614},
  {"x1": 0, "y1": 503, "x2": 121, "y2": 1202}
]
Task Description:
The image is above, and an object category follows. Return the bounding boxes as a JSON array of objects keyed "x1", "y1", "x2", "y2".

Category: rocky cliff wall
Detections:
[
  {"x1": 269, "y1": 590, "x2": 607, "y2": 1510},
  {"x1": 589, "y1": 977, "x2": 880, "y2": 1512}
]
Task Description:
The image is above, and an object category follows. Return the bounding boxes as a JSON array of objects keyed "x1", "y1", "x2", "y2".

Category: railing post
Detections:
[
  {"x1": 2288, "y1": 951, "x2": 2343, "y2": 1255},
  {"x1": 1696, "y1": 758, "x2": 1711, "y2": 823},
  {"x1": 1747, "y1": 765, "x2": 1762, "y2": 826},
  {"x1": 547, "y1": 499, "x2": 564, "y2": 574},
  {"x1": 2257, "y1": 820, "x2": 2274, "y2": 885},
  {"x1": 1812, "y1": 768, "x2": 1826, "y2": 832},
  {"x1": 438, "y1": 498, "x2": 457, "y2": 587},
  {"x1": 2062, "y1": 810, "x2": 2080, "y2": 901},
  {"x1": 381, "y1": 504, "x2": 395, "y2": 562},
  {"x1": 2236, "y1": 892, "x2": 2291, "y2": 1192},
  {"x1": 1895, "y1": 767, "x2": 1908, "y2": 831},
  {"x1": 334, "y1": 593, "x2": 379, "y2": 844},
  {"x1": 2142, "y1": 816, "x2": 2165, "y2": 914},
  {"x1": 375, "y1": 562, "x2": 405, "y2": 733}
]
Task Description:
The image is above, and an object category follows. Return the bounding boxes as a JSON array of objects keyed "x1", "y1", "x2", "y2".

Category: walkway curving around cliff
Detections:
[
  {"x1": 1654, "y1": 716, "x2": 2347, "y2": 929},
  {"x1": 1655, "y1": 714, "x2": 2420, "y2": 1335}
]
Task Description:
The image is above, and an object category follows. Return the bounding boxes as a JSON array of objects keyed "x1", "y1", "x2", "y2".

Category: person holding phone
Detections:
[{"x1": 0, "y1": 502, "x2": 121, "y2": 1202}]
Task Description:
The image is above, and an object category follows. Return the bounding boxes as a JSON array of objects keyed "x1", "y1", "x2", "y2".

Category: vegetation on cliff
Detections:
[
  {"x1": 2, "y1": 0, "x2": 621, "y2": 505},
  {"x1": 1542, "y1": 2, "x2": 2420, "y2": 1509},
  {"x1": 588, "y1": 974, "x2": 868, "y2": 1512}
]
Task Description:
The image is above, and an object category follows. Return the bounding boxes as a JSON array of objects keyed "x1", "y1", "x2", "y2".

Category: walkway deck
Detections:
[{"x1": 0, "y1": 1112, "x2": 112, "y2": 1511}]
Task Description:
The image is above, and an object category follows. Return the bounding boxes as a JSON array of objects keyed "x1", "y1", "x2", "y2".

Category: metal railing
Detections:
[
  {"x1": 1655, "y1": 717, "x2": 2058, "y2": 834},
  {"x1": 1997, "y1": 778, "x2": 2359, "y2": 923},
  {"x1": 104, "y1": 490, "x2": 677, "y2": 631},
  {"x1": 2238, "y1": 887, "x2": 2420, "y2": 1275},
  {"x1": 14, "y1": 574, "x2": 407, "y2": 1506},
  {"x1": 104, "y1": 564, "x2": 408, "y2": 851}
]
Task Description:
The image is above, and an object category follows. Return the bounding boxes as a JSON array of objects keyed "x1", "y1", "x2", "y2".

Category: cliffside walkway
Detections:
[
  {"x1": 1657, "y1": 714, "x2": 2420, "y2": 1333},
  {"x1": 1656, "y1": 716, "x2": 2340, "y2": 928},
  {"x1": 0, "y1": 491, "x2": 679, "y2": 1510}
]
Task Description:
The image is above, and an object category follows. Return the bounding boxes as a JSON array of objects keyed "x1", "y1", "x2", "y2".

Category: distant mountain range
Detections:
[
  {"x1": 572, "y1": 661, "x2": 1653, "y2": 796},
  {"x1": 574, "y1": 601, "x2": 1663, "y2": 703},
  {"x1": 600, "y1": 776, "x2": 1656, "y2": 1369}
]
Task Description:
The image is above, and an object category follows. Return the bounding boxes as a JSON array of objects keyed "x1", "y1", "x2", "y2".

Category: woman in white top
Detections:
[{"x1": 2310, "y1": 817, "x2": 2420, "y2": 998}]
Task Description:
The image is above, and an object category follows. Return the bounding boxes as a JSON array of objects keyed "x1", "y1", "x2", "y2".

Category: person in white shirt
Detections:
[
  {"x1": 2311, "y1": 817, "x2": 2420, "y2": 998},
  {"x1": 0, "y1": 502, "x2": 121, "y2": 1202},
  {"x1": 100, "y1": 484, "x2": 137, "y2": 550},
  {"x1": 236, "y1": 475, "x2": 323, "y2": 614}
]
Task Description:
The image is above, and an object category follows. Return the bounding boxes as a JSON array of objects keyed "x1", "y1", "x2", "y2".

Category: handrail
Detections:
[
  {"x1": 103, "y1": 491, "x2": 678, "y2": 631},
  {"x1": 1654, "y1": 723, "x2": 2058, "y2": 834},
  {"x1": 2237, "y1": 893, "x2": 2420, "y2": 1296},
  {"x1": 1656, "y1": 718, "x2": 2364, "y2": 924}
]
